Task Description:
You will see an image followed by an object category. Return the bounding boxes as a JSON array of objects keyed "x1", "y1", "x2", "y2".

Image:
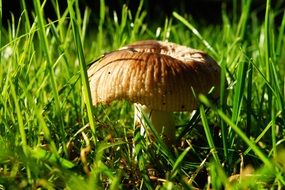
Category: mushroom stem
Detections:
[{"x1": 134, "y1": 103, "x2": 176, "y2": 145}]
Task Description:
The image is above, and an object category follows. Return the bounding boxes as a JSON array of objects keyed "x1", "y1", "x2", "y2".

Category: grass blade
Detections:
[
  {"x1": 236, "y1": 0, "x2": 251, "y2": 39},
  {"x1": 67, "y1": 0, "x2": 97, "y2": 143},
  {"x1": 171, "y1": 147, "x2": 190, "y2": 178},
  {"x1": 276, "y1": 10, "x2": 285, "y2": 56},
  {"x1": 173, "y1": 11, "x2": 218, "y2": 58},
  {"x1": 33, "y1": 0, "x2": 68, "y2": 156},
  {"x1": 199, "y1": 104, "x2": 221, "y2": 165},
  {"x1": 9, "y1": 80, "x2": 27, "y2": 155}
]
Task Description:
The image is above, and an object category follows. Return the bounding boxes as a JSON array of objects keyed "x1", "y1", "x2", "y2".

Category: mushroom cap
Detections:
[{"x1": 88, "y1": 40, "x2": 220, "y2": 112}]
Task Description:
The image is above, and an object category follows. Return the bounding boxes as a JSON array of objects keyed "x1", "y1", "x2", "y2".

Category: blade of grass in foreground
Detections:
[
  {"x1": 236, "y1": 0, "x2": 251, "y2": 39},
  {"x1": 171, "y1": 147, "x2": 191, "y2": 178},
  {"x1": 219, "y1": 58, "x2": 229, "y2": 162},
  {"x1": 9, "y1": 80, "x2": 32, "y2": 182},
  {"x1": 276, "y1": 10, "x2": 285, "y2": 56},
  {"x1": 33, "y1": 0, "x2": 68, "y2": 156},
  {"x1": 97, "y1": 0, "x2": 105, "y2": 52},
  {"x1": 263, "y1": 0, "x2": 283, "y2": 158},
  {"x1": 29, "y1": 147, "x2": 75, "y2": 169},
  {"x1": 67, "y1": 0, "x2": 96, "y2": 143},
  {"x1": 9, "y1": 80, "x2": 28, "y2": 156},
  {"x1": 20, "y1": 0, "x2": 31, "y2": 31},
  {"x1": 199, "y1": 105, "x2": 221, "y2": 165}
]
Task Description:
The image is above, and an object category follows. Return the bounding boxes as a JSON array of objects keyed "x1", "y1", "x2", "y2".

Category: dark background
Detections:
[{"x1": 2, "y1": 0, "x2": 285, "y2": 28}]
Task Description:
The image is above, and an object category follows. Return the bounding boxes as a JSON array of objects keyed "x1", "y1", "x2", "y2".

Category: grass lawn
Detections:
[{"x1": 1, "y1": 0, "x2": 285, "y2": 189}]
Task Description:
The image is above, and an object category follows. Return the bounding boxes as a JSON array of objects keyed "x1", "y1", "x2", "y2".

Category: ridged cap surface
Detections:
[{"x1": 88, "y1": 40, "x2": 220, "y2": 112}]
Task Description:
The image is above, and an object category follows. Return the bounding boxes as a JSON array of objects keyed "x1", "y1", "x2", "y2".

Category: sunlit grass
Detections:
[{"x1": 1, "y1": 0, "x2": 285, "y2": 189}]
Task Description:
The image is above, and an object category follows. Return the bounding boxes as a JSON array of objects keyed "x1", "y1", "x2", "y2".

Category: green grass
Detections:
[{"x1": 1, "y1": 0, "x2": 285, "y2": 189}]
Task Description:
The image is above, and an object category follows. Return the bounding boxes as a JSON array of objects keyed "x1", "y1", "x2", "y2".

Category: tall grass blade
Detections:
[
  {"x1": 173, "y1": 12, "x2": 218, "y2": 58},
  {"x1": 276, "y1": 10, "x2": 285, "y2": 56},
  {"x1": 67, "y1": 0, "x2": 97, "y2": 143},
  {"x1": 219, "y1": 57, "x2": 228, "y2": 162},
  {"x1": 97, "y1": 0, "x2": 105, "y2": 52},
  {"x1": 9, "y1": 80, "x2": 32, "y2": 182},
  {"x1": 29, "y1": 147, "x2": 75, "y2": 168},
  {"x1": 264, "y1": 0, "x2": 273, "y2": 115},
  {"x1": 199, "y1": 104, "x2": 221, "y2": 165},
  {"x1": 81, "y1": 7, "x2": 91, "y2": 44},
  {"x1": 9, "y1": 80, "x2": 27, "y2": 155},
  {"x1": 133, "y1": 123, "x2": 153, "y2": 189},
  {"x1": 246, "y1": 60, "x2": 253, "y2": 136},
  {"x1": 171, "y1": 147, "x2": 190, "y2": 178},
  {"x1": 33, "y1": 0, "x2": 68, "y2": 156},
  {"x1": 130, "y1": 0, "x2": 146, "y2": 42},
  {"x1": 231, "y1": 56, "x2": 246, "y2": 124},
  {"x1": 236, "y1": 0, "x2": 251, "y2": 39},
  {"x1": 20, "y1": 0, "x2": 31, "y2": 31}
]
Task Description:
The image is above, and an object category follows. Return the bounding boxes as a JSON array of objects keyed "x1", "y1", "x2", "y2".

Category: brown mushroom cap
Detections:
[{"x1": 88, "y1": 40, "x2": 220, "y2": 112}]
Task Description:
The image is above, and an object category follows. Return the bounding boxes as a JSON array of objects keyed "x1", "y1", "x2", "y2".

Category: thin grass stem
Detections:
[
  {"x1": 33, "y1": 0, "x2": 68, "y2": 156},
  {"x1": 67, "y1": 0, "x2": 97, "y2": 143},
  {"x1": 199, "y1": 105, "x2": 221, "y2": 165}
]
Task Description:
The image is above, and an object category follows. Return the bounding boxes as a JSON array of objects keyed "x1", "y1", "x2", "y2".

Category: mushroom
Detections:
[{"x1": 88, "y1": 40, "x2": 220, "y2": 145}]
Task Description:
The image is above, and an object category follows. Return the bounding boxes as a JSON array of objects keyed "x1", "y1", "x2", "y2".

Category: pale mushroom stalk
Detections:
[{"x1": 134, "y1": 103, "x2": 175, "y2": 145}]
